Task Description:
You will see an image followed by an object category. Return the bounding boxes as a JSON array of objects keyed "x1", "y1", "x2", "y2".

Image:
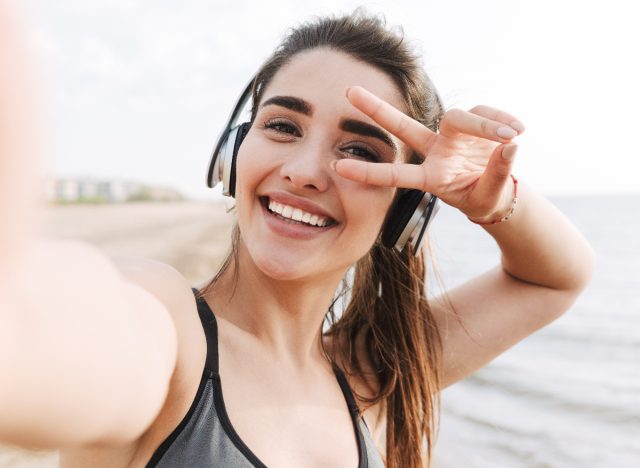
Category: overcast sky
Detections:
[{"x1": 18, "y1": 0, "x2": 640, "y2": 199}]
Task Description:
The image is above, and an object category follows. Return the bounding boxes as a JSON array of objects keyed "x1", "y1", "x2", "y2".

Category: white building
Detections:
[{"x1": 44, "y1": 176, "x2": 183, "y2": 203}]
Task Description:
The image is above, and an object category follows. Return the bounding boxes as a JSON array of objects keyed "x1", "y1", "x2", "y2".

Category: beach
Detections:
[{"x1": 2, "y1": 195, "x2": 638, "y2": 467}]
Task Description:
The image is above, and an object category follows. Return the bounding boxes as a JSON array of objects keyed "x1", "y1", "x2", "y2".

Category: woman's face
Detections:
[{"x1": 235, "y1": 48, "x2": 408, "y2": 282}]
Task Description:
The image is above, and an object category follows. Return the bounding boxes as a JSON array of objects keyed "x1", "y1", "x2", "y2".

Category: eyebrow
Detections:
[
  {"x1": 340, "y1": 119, "x2": 397, "y2": 152},
  {"x1": 261, "y1": 94, "x2": 397, "y2": 152},
  {"x1": 261, "y1": 95, "x2": 313, "y2": 115}
]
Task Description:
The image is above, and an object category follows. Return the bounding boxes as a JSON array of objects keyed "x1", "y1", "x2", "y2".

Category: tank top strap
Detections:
[
  {"x1": 333, "y1": 363, "x2": 369, "y2": 468},
  {"x1": 332, "y1": 363, "x2": 363, "y2": 420},
  {"x1": 191, "y1": 288, "x2": 219, "y2": 375}
]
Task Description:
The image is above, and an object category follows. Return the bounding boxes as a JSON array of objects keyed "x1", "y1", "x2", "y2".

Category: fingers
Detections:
[
  {"x1": 469, "y1": 105, "x2": 525, "y2": 133},
  {"x1": 347, "y1": 86, "x2": 525, "y2": 155},
  {"x1": 439, "y1": 107, "x2": 524, "y2": 143},
  {"x1": 346, "y1": 86, "x2": 437, "y2": 156},
  {"x1": 468, "y1": 144, "x2": 518, "y2": 217},
  {"x1": 332, "y1": 159, "x2": 427, "y2": 191}
]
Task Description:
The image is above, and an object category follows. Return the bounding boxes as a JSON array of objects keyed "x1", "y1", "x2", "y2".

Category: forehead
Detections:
[{"x1": 260, "y1": 48, "x2": 407, "y2": 115}]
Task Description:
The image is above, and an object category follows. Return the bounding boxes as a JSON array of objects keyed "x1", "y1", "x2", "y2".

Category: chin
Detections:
[{"x1": 250, "y1": 246, "x2": 315, "y2": 281}]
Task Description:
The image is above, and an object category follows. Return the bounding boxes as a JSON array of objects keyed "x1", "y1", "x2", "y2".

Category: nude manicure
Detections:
[
  {"x1": 497, "y1": 126, "x2": 517, "y2": 139},
  {"x1": 510, "y1": 121, "x2": 526, "y2": 133}
]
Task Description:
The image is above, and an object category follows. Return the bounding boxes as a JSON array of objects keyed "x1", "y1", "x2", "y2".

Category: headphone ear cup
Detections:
[
  {"x1": 228, "y1": 122, "x2": 251, "y2": 198},
  {"x1": 381, "y1": 189, "x2": 425, "y2": 249}
]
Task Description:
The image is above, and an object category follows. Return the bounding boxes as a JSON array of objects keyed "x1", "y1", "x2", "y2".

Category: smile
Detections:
[
  {"x1": 259, "y1": 196, "x2": 338, "y2": 238},
  {"x1": 267, "y1": 198, "x2": 333, "y2": 227}
]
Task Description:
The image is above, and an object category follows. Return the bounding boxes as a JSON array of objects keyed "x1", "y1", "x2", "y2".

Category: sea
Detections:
[{"x1": 429, "y1": 194, "x2": 640, "y2": 468}]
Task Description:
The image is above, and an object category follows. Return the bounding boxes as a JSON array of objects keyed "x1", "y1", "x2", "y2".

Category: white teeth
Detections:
[
  {"x1": 272, "y1": 201, "x2": 284, "y2": 215},
  {"x1": 267, "y1": 198, "x2": 331, "y2": 227}
]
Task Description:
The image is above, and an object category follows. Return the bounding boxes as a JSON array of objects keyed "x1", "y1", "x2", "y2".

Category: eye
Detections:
[
  {"x1": 342, "y1": 144, "x2": 381, "y2": 163},
  {"x1": 263, "y1": 118, "x2": 301, "y2": 137}
]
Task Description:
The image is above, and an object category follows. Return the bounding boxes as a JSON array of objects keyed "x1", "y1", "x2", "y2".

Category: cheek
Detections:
[
  {"x1": 340, "y1": 182, "x2": 395, "y2": 247},
  {"x1": 234, "y1": 135, "x2": 273, "y2": 203}
]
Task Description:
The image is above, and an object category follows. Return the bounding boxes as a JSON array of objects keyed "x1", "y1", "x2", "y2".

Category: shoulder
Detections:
[
  {"x1": 109, "y1": 255, "x2": 207, "y2": 387},
  {"x1": 110, "y1": 256, "x2": 195, "y2": 315},
  {"x1": 110, "y1": 256, "x2": 204, "y2": 350},
  {"x1": 60, "y1": 257, "x2": 207, "y2": 465},
  {"x1": 110, "y1": 257, "x2": 207, "y2": 459}
]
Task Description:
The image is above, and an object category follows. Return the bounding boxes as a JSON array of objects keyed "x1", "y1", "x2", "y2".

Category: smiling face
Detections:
[{"x1": 234, "y1": 48, "x2": 409, "y2": 282}]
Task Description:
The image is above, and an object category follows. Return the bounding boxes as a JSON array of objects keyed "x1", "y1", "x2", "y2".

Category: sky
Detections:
[{"x1": 16, "y1": 0, "x2": 640, "y2": 199}]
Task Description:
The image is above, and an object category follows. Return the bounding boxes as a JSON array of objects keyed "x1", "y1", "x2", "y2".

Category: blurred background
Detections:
[{"x1": 2, "y1": 0, "x2": 638, "y2": 467}]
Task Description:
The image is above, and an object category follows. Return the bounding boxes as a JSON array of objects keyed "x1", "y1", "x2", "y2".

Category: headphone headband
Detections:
[{"x1": 207, "y1": 78, "x2": 255, "y2": 189}]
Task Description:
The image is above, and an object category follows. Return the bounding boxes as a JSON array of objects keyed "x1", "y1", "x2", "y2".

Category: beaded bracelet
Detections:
[{"x1": 467, "y1": 174, "x2": 519, "y2": 226}]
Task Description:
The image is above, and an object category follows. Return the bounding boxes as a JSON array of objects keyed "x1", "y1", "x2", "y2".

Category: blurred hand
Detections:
[{"x1": 334, "y1": 86, "x2": 525, "y2": 221}]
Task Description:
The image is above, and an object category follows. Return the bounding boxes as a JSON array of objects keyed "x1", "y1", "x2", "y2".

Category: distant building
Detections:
[{"x1": 44, "y1": 176, "x2": 184, "y2": 203}]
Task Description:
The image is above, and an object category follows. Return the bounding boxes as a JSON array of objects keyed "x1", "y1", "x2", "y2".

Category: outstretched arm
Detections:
[{"x1": 0, "y1": 3, "x2": 177, "y2": 447}]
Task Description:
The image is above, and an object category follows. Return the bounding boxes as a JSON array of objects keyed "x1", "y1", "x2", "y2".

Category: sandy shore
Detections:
[
  {"x1": 1, "y1": 200, "x2": 235, "y2": 467},
  {"x1": 38, "y1": 200, "x2": 236, "y2": 285}
]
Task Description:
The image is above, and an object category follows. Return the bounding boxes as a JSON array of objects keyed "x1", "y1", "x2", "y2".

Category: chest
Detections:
[{"x1": 218, "y1": 354, "x2": 362, "y2": 468}]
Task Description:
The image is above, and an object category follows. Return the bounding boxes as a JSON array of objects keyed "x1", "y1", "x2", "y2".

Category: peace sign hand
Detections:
[{"x1": 334, "y1": 86, "x2": 524, "y2": 221}]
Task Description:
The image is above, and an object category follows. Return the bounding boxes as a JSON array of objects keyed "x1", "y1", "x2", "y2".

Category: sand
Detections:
[{"x1": 1, "y1": 200, "x2": 235, "y2": 467}]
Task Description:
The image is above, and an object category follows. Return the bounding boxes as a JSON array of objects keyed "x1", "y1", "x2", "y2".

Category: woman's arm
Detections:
[
  {"x1": 334, "y1": 86, "x2": 596, "y2": 389},
  {"x1": 431, "y1": 180, "x2": 596, "y2": 388},
  {"x1": 0, "y1": 3, "x2": 178, "y2": 448},
  {"x1": 467, "y1": 178, "x2": 595, "y2": 291}
]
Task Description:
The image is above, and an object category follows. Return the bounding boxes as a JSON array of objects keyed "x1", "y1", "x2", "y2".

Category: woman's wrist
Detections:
[{"x1": 467, "y1": 175, "x2": 519, "y2": 225}]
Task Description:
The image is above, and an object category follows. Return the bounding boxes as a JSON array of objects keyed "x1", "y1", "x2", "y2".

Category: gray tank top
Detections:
[{"x1": 146, "y1": 289, "x2": 385, "y2": 467}]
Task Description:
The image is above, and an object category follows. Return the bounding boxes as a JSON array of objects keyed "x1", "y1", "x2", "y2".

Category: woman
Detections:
[{"x1": 0, "y1": 7, "x2": 595, "y2": 468}]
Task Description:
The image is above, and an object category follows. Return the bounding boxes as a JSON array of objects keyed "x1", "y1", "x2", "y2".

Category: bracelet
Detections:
[{"x1": 467, "y1": 174, "x2": 519, "y2": 225}]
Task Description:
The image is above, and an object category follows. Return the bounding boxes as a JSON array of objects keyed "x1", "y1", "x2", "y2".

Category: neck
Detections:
[{"x1": 206, "y1": 238, "x2": 346, "y2": 371}]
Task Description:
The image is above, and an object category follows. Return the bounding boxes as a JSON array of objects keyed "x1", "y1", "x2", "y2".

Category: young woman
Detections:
[{"x1": 0, "y1": 7, "x2": 595, "y2": 468}]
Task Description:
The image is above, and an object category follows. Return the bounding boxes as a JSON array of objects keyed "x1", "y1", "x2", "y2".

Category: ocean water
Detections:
[{"x1": 429, "y1": 194, "x2": 640, "y2": 468}]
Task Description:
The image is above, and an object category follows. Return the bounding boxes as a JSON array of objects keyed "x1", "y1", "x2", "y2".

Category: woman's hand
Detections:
[{"x1": 334, "y1": 86, "x2": 525, "y2": 221}]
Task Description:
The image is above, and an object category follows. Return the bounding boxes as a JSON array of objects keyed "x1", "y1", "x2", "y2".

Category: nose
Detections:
[{"x1": 279, "y1": 139, "x2": 331, "y2": 192}]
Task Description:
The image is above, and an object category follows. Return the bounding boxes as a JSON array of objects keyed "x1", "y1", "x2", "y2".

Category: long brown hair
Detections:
[{"x1": 200, "y1": 10, "x2": 446, "y2": 468}]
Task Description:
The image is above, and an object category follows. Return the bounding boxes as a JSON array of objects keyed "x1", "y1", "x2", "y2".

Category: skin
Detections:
[
  {"x1": 209, "y1": 49, "x2": 408, "y2": 366},
  {"x1": 1, "y1": 6, "x2": 596, "y2": 467}
]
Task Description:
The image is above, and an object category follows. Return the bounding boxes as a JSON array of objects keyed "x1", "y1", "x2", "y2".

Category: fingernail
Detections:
[
  {"x1": 497, "y1": 126, "x2": 517, "y2": 139},
  {"x1": 345, "y1": 87, "x2": 352, "y2": 99},
  {"x1": 510, "y1": 120, "x2": 525, "y2": 133},
  {"x1": 502, "y1": 144, "x2": 517, "y2": 161},
  {"x1": 330, "y1": 160, "x2": 338, "y2": 171}
]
